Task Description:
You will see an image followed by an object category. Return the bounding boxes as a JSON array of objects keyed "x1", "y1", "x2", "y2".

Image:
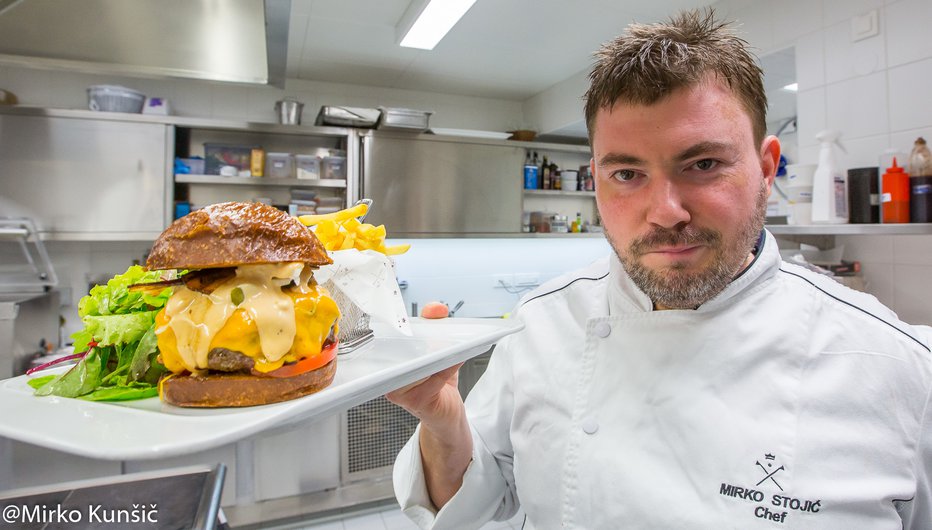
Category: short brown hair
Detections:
[{"x1": 584, "y1": 9, "x2": 767, "y2": 145}]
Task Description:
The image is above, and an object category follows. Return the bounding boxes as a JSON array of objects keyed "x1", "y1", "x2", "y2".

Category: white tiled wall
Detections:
[
  {"x1": 388, "y1": 237, "x2": 612, "y2": 319},
  {"x1": 717, "y1": 0, "x2": 932, "y2": 325},
  {"x1": 839, "y1": 234, "x2": 932, "y2": 325}
]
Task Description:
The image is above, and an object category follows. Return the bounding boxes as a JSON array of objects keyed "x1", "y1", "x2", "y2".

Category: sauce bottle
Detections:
[{"x1": 882, "y1": 157, "x2": 910, "y2": 223}]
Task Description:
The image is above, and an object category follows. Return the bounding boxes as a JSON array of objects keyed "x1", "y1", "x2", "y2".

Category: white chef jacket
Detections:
[{"x1": 393, "y1": 230, "x2": 932, "y2": 529}]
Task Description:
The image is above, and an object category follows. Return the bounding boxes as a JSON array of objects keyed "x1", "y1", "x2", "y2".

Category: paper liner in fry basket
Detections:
[
  {"x1": 314, "y1": 249, "x2": 412, "y2": 354},
  {"x1": 323, "y1": 279, "x2": 374, "y2": 354}
]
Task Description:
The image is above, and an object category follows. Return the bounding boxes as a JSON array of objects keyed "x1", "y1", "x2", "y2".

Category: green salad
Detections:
[{"x1": 28, "y1": 265, "x2": 173, "y2": 401}]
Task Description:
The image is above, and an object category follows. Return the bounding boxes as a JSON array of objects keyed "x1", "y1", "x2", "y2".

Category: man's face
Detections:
[{"x1": 591, "y1": 76, "x2": 779, "y2": 309}]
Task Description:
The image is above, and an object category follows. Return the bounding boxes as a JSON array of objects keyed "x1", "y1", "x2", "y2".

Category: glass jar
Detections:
[{"x1": 551, "y1": 214, "x2": 569, "y2": 233}]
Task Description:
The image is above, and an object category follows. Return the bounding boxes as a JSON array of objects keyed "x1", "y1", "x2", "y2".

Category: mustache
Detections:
[{"x1": 628, "y1": 226, "x2": 722, "y2": 256}]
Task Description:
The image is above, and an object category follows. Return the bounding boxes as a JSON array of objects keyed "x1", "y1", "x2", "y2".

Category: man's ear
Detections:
[
  {"x1": 760, "y1": 135, "x2": 781, "y2": 189},
  {"x1": 590, "y1": 158, "x2": 596, "y2": 187}
]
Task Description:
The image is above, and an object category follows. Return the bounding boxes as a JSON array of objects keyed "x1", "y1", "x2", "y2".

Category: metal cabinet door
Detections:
[
  {"x1": 361, "y1": 133, "x2": 523, "y2": 234},
  {"x1": 0, "y1": 114, "x2": 171, "y2": 239}
]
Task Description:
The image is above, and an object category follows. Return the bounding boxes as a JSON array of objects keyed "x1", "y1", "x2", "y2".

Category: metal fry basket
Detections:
[{"x1": 323, "y1": 279, "x2": 374, "y2": 354}]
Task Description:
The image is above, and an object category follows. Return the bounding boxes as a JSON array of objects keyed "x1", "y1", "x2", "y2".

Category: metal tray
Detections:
[
  {"x1": 315, "y1": 106, "x2": 380, "y2": 128},
  {"x1": 376, "y1": 106, "x2": 432, "y2": 131}
]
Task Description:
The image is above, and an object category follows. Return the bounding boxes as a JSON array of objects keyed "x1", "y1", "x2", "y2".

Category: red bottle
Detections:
[{"x1": 882, "y1": 157, "x2": 910, "y2": 223}]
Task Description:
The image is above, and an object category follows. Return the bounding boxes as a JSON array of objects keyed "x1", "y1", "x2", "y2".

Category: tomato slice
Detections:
[{"x1": 259, "y1": 341, "x2": 337, "y2": 378}]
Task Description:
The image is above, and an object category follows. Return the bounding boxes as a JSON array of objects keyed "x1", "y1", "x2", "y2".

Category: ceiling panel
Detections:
[{"x1": 286, "y1": 0, "x2": 719, "y2": 100}]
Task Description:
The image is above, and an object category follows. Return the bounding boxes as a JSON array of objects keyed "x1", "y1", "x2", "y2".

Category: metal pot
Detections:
[{"x1": 275, "y1": 98, "x2": 304, "y2": 125}]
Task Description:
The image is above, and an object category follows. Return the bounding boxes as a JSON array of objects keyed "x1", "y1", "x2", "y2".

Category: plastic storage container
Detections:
[
  {"x1": 176, "y1": 157, "x2": 205, "y2": 175},
  {"x1": 295, "y1": 155, "x2": 321, "y2": 179},
  {"x1": 321, "y1": 155, "x2": 347, "y2": 180},
  {"x1": 204, "y1": 144, "x2": 256, "y2": 175},
  {"x1": 266, "y1": 152, "x2": 294, "y2": 179}
]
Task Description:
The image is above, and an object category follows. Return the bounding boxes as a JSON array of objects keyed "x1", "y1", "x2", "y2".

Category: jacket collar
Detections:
[{"x1": 608, "y1": 229, "x2": 781, "y2": 315}]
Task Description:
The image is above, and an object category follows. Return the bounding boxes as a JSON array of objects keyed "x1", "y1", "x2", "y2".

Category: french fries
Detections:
[{"x1": 298, "y1": 202, "x2": 410, "y2": 255}]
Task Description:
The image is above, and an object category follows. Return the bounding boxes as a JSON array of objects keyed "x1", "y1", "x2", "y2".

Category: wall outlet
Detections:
[{"x1": 851, "y1": 9, "x2": 879, "y2": 42}]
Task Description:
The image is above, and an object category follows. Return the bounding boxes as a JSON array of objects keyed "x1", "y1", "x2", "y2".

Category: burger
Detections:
[{"x1": 143, "y1": 201, "x2": 340, "y2": 407}]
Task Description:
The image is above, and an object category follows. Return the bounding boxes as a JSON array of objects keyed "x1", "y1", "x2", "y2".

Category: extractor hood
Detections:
[{"x1": 0, "y1": 0, "x2": 290, "y2": 87}]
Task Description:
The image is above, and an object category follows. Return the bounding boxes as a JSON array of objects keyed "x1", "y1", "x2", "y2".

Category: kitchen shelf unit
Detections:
[
  {"x1": 523, "y1": 189, "x2": 595, "y2": 198},
  {"x1": 518, "y1": 142, "x2": 597, "y2": 234},
  {"x1": 172, "y1": 118, "x2": 358, "y2": 215},
  {"x1": 767, "y1": 223, "x2": 932, "y2": 249},
  {"x1": 175, "y1": 174, "x2": 347, "y2": 189}
]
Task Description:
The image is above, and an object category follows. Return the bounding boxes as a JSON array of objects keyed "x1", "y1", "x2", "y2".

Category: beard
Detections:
[{"x1": 607, "y1": 181, "x2": 769, "y2": 309}]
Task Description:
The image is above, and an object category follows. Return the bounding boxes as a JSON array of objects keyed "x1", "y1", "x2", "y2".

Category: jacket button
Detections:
[
  {"x1": 593, "y1": 322, "x2": 611, "y2": 338},
  {"x1": 582, "y1": 419, "x2": 599, "y2": 434}
]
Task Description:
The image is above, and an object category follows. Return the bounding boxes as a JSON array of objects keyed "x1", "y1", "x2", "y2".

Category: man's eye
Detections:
[
  {"x1": 693, "y1": 159, "x2": 717, "y2": 171},
  {"x1": 612, "y1": 169, "x2": 638, "y2": 182}
]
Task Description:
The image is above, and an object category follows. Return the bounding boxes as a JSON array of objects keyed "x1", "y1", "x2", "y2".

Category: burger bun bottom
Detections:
[{"x1": 160, "y1": 358, "x2": 337, "y2": 408}]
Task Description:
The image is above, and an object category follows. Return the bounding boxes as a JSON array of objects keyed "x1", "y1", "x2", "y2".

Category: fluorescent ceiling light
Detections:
[
  {"x1": 782, "y1": 83, "x2": 798, "y2": 92},
  {"x1": 399, "y1": 0, "x2": 477, "y2": 50}
]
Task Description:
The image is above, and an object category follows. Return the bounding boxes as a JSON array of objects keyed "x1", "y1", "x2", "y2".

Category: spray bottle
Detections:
[{"x1": 810, "y1": 130, "x2": 848, "y2": 224}]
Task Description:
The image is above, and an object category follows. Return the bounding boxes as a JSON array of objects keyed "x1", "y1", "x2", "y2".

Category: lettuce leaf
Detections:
[
  {"x1": 34, "y1": 348, "x2": 108, "y2": 398},
  {"x1": 80, "y1": 383, "x2": 159, "y2": 401},
  {"x1": 76, "y1": 311, "x2": 160, "y2": 350},
  {"x1": 77, "y1": 265, "x2": 171, "y2": 318},
  {"x1": 71, "y1": 265, "x2": 171, "y2": 353},
  {"x1": 35, "y1": 265, "x2": 176, "y2": 402}
]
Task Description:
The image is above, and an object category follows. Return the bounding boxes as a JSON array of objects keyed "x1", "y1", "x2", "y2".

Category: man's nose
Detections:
[{"x1": 644, "y1": 177, "x2": 691, "y2": 229}]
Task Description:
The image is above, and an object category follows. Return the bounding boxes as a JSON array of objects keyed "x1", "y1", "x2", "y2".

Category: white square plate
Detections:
[{"x1": 0, "y1": 318, "x2": 522, "y2": 460}]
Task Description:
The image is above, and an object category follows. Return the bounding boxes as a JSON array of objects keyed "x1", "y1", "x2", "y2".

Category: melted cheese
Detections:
[{"x1": 155, "y1": 262, "x2": 337, "y2": 374}]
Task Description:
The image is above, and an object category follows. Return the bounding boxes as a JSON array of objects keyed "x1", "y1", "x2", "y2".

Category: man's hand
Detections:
[{"x1": 387, "y1": 363, "x2": 473, "y2": 509}]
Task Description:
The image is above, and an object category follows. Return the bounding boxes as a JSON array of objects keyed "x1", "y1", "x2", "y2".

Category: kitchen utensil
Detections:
[
  {"x1": 316, "y1": 106, "x2": 380, "y2": 127},
  {"x1": 275, "y1": 98, "x2": 304, "y2": 125},
  {"x1": 376, "y1": 107, "x2": 431, "y2": 131},
  {"x1": 449, "y1": 300, "x2": 465, "y2": 317},
  {"x1": 324, "y1": 279, "x2": 374, "y2": 354},
  {"x1": 354, "y1": 198, "x2": 373, "y2": 222}
]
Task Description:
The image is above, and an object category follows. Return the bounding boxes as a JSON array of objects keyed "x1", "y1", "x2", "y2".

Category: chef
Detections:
[{"x1": 388, "y1": 9, "x2": 932, "y2": 529}]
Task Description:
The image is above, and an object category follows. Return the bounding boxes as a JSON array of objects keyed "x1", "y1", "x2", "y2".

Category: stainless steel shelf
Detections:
[
  {"x1": 767, "y1": 223, "x2": 932, "y2": 236},
  {"x1": 523, "y1": 189, "x2": 596, "y2": 198},
  {"x1": 0, "y1": 105, "x2": 351, "y2": 138},
  {"x1": 37, "y1": 231, "x2": 162, "y2": 241},
  {"x1": 359, "y1": 129, "x2": 591, "y2": 153},
  {"x1": 175, "y1": 174, "x2": 347, "y2": 188},
  {"x1": 387, "y1": 231, "x2": 605, "y2": 239}
]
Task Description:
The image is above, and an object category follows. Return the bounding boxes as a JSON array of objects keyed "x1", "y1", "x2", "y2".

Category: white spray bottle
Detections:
[{"x1": 810, "y1": 130, "x2": 848, "y2": 224}]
